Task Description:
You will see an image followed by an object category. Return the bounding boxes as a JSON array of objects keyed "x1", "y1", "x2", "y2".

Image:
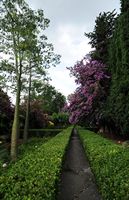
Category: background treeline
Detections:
[{"x1": 87, "y1": 0, "x2": 129, "y2": 136}]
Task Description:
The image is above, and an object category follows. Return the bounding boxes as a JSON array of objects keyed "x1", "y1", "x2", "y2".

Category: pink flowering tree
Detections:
[{"x1": 67, "y1": 57, "x2": 110, "y2": 127}]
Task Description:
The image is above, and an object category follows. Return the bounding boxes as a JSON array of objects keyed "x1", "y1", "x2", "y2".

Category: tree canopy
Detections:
[{"x1": 85, "y1": 10, "x2": 117, "y2": 63}]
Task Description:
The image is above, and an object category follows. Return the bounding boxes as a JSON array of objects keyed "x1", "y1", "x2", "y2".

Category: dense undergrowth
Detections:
[
  {"x1": 0, "y1": 127, "x2": 72, "y2": 200},
  {"x1": 79, "y1": 128, "x2": 129, "y2": 200}
]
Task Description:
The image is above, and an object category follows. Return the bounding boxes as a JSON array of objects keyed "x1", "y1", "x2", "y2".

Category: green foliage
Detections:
[
  {"x1": 104, "y1": 0, "x2": 129, "y2": 134},
  {"x1": 51, "y1": 112, "x2": 69, "y2": 127},
  {"x1": 79, "y1": 129, "x2": 129, "y2": 200},
  {"x1": 85, "y1": 10, "x2": 117, "y2": 63},
  {"x1": 84, "y1": 1, "x2": 129, "y2": 135},
  {"x1": 31, "y1": 83, "x2": 66, "y2": 114},
  {"x1": 0, "y1": 0, "x2": 60, "y2": 159},
  {"x1": 0, "y1": 127, "x2": 72, "y2": 199}
]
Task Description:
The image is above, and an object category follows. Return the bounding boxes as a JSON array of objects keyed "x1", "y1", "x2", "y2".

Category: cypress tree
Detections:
[
  {"x1": 106, "y1": 0, "x2": 129, "y2": 135},
  {"x1": 85, "y1": 10, "x2": 117, "y2": 63}
]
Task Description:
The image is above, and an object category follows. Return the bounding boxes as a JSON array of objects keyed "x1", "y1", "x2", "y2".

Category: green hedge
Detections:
[
  {"x1": 0, "y1": 127, "x2": 72, "y2": 200},
  {"x1": 79, "y1": 129, "x2": 129, "y2": 200}
]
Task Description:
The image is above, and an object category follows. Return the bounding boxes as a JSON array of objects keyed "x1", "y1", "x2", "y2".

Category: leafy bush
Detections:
[
  {"x1": 79, "y1": 129, "x2": 129, "y2": 200},
  {"x1": 51, "y1": 112, "x2": 69, "y2": 127},
  {"x1": 0, "y1": 127, "x2": 72, "y2": 200}
]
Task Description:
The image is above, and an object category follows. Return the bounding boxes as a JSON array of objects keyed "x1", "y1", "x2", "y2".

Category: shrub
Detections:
[
  {"x1": 0, "y1": 127, "x2": 72, "y2": 199},
  {"x1": 51, "y1": 112, "x2": 69, "y2": 127},
  {"x1": 79, "y1": 129, "x2": 129, "y2": 200}
]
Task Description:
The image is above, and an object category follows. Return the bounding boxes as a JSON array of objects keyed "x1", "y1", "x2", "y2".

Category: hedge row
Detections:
[
  {"x1": 79, "y1": 129, "x2": 129, "y2": 200},
  {"x1": 0, "y1": 127, "x2": 72, "y2": 200}
]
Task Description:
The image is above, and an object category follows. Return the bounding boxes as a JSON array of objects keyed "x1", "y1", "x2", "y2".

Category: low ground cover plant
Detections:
[
  {"x1": 79, "y1": 129, "x2": 129, "y2": 200},
  {"x1": 0, "y1": 127, "x2": 72, "y2": 200}
]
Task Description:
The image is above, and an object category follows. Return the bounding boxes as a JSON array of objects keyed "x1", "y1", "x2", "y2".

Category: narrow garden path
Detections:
[{"x1": 57, "y1": 128, "x2": 102, "y2": 200}]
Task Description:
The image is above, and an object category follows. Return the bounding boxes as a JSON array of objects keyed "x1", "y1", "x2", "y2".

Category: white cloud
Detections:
[
  {"x1": 50, "y1": 24, "x2": 92, "y2": 65},
  {"x1": 48, "y1": 24, "x2": 92, "y2": 97},
  {"x1": 48, "y1": 68, "x2": 77, "y2": 98}
]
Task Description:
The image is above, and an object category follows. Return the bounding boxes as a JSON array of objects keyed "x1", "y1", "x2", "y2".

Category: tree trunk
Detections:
[
  {"x1": 23, "y1": 62, "x2": 32, "y2": 143},
  {"x1": 10, "y1": 74, "x2": 21, "y2": 161},
  {"x1": 10, "y1": 39, "x2": 22, "y2": 160}
]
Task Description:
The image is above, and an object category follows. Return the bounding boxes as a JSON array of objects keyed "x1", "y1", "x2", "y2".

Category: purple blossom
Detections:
[{"x1": 67, "y1": 58, "x2": 110, "y2": 124}]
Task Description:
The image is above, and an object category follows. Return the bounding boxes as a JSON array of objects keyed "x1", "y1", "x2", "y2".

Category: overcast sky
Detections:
[{"x1": 27, "y1": 0, "x2": 120, "y2": 98}]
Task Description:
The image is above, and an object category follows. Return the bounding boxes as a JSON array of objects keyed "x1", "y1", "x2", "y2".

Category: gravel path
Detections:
[{"x1": 57, "y1": 128, "x2": 102, "y2": 200}]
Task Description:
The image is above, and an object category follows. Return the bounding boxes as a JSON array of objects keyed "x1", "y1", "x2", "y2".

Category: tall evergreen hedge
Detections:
[{"x1": 105, "y1": 0, "x2": 129, "y2": 134}]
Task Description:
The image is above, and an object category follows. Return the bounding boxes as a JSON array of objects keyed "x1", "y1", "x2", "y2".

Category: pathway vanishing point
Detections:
[{"x1": 57, "y1": 128, "x2": 102, "y2": 200}]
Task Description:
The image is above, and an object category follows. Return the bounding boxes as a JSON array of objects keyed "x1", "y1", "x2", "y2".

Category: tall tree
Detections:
[
  {"x1": 105, "y1": 0, "x2": 129, "y2": 135},
  {"x1": 0, "y1": 0, "x2": 29, "y2": 160},
  {"x1": 0, "y1": 0, "x2": 50, "y2": 160},
  {"x1": 85, "y1": 10, "x2": 117, "y2": 63},
  {"x1": 23, "y1": 37, "x2": 60, "y2": 143},
  {"x1": 30, "y1": 82, "x2": 66, "y2": 114}
]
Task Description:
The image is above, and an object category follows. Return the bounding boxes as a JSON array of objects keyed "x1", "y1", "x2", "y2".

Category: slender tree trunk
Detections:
[
  {"x1": 10, "y1": 35, "x2": 22, "y2": 160},
  {"x1": 11, "y1": 74, "x2": 21, "y2": 161},
  {"x1": 23, "y1": 62, "x2": 32, "y2": 143}
]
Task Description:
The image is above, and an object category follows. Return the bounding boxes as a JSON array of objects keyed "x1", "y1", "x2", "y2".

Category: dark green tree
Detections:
[
  {"x1": 31, "y1": 82, "x2": 66, "y2": 114},
  {"x1": 104, "y1": 0, "x2": 129, "y2": 135},
  {"x1": 85, "y1": 10, "x2": 117, "y2": 63}
]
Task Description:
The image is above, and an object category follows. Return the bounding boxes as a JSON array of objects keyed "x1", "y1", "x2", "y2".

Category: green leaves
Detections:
[
  {"x1": 0, "y1": 127, "x2": 72, "y2": 199},
  {"x1": 105, "y1": 1, "x2": 129, "y2": 135},
  {"x1": 79, "y1": 129, "x2": 129, "y2": 200},
  {"x1": 85, "y1": 10, "x2": 117, "y2": 63}
]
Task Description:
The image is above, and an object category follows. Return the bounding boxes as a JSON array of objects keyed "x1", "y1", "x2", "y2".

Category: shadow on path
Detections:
[{"x1": 57, "y1": 128, "x2": 102, "y2": 200}]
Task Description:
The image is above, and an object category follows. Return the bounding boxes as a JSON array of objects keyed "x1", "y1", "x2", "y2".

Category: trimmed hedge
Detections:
[
  {"x1": 0, "y1": 127, "x2": 72, "y2": 200},
  {"x1": 79, "y1": 129, "x2": 129, "y2": 200}
]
